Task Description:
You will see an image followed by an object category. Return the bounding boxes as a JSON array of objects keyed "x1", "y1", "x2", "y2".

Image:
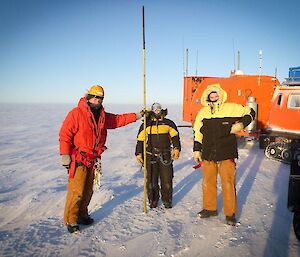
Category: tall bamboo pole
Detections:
[{"x1": 142, "y1": 6, "x2": 147, "y2": 213}]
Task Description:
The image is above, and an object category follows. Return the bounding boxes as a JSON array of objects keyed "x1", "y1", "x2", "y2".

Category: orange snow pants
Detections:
[
  {"x1": 64, "y1": 165, "x2": 94, "y2": 225},
  {"x1": 201, "y1": 159, "x2": 237, "y2": 216}
]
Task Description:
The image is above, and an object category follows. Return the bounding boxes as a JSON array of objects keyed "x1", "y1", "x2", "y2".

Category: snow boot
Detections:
[
  {"x1": 78, "y1": 216, "x2": 94, "y2": 225},
  {"x1": 150, "y1": 200, "x2": 158, "y2": 208},
  {"x1": 163, "y1": 201, "x2": 172, "y2": 209},
  {"x1": 226, "y1": 215, "x2": 237, "y2": 226},
  {"x1": 197, "y1": 209, "x2": 218, "y2": 218},
  {"x1": 67, "y1": 224, "x2": 80, "y2": 234}
]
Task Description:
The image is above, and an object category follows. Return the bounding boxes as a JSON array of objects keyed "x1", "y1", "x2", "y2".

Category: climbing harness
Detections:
[
  {"x1": 68, "y1": 149, "x2": 99, "y2": 179},
  {"x1": 147, "y1": 147, "x2": 173, "y2": 166}
]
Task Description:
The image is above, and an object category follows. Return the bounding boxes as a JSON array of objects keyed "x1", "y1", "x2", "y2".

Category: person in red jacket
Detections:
[{"x1": 59, "y1": 85, "x2": 143, "y2": 233}]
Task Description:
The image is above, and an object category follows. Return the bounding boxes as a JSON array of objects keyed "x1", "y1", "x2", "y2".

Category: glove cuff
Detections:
[{"x1": 61, "y1": 155, "x2": 71, "y2": 166}]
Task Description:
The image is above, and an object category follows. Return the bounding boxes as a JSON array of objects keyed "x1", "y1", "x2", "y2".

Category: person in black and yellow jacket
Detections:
[
  {"x1": 135, "y1": 103, "x2": 181, "y2": 209},
  {"x1": 193, "y1": 84, "x2": 255, "y2": 225}
]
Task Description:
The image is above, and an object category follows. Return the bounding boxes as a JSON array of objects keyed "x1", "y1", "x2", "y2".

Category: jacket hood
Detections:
[
  {"x1": 200, "y1": 84, "x2": 227, "y2": 107},
  {"x1": 148, "y1": 108, "x2": 168, "y2": 121},
  {"x1": 78, "y1": 97, "x2": 88, "y2": 108}
]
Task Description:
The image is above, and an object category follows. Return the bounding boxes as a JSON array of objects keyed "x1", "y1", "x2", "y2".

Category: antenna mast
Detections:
[
  {"x1": 232, "y1": 39, "x2": 236, "y2": 71},
  {"x1": 237, "y1": 50, "x2": 240, "y2": 70},
  {"x1": 196, "y1": 49, "x2": 198, "y2": 76},
  {"x1": 258, "y1": 50, "x2": 263, "y2": 85},
  {"x1": 186, "y1": 48, "x2": 189, "y2": 77},
  {"x1": 182, "y1": 39, "x2": 185, "y2": 77}
]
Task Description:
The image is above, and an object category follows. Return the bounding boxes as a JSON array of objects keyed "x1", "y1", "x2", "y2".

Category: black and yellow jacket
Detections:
[
  {"x1": 135, "y1": 113, "x2": 181, "y2": 156},
  {"x1": 193, "y1": 84, "x2": 255, "y2": 161}
]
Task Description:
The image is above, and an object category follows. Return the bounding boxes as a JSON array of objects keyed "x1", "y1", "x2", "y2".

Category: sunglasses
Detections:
[{"x1": 93, "y1": 96, "x2": 104, "y2": 100}]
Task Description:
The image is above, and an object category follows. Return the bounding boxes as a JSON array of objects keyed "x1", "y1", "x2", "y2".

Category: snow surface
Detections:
[{"x1": 0, "y1": 103, "x2": 299, "y2": 257}]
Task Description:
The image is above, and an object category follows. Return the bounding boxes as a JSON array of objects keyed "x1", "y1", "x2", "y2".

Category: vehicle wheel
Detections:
[
  {"x1": 293, "y1": 210, "x2": 300, "y2": 241},
  {"x1": 281, "y1": 149, "x2": 292, "y2": 163},
  {"x1": 265, "y1": 143, "x2": 279, "y2": 159}
]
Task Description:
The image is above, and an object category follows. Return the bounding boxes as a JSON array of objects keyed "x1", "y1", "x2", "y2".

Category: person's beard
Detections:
[{"x1": 90, "y1": 103, "x2": 102, "y2": 110}]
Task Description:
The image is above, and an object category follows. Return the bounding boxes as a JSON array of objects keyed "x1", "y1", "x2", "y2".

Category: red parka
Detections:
[{"x1": 59, "y1": 97, "x2": 137, "y2": 156}]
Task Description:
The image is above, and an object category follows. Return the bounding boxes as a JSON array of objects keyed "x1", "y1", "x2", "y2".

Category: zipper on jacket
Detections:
[
  {"x1": 87, "y1": 107, "x2": 99, "y2": 152},
  {"x1": 156, "y1": 119, "x2": 159, "y2": 144}
]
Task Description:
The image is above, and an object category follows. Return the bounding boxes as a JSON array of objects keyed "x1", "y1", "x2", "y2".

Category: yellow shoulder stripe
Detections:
[{"x1": 137, "y1": 124, "x2": 178, "y2": 140}]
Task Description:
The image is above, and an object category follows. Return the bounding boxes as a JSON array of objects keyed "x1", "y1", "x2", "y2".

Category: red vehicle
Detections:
[
  {"x1": 262, "y1": 84, "x2": 300, "y2": 162},
  {"x1": 284, "y1": 67, "x2": 300, "y2": 242},
  {"x1": 261, "y1": 67, "x2": 300, "y2": 162},
  {"x1": 182, "y1": 67, "x2": 300, "y2": 163}
]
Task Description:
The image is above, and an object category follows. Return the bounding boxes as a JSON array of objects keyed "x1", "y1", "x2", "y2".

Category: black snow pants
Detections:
[{"x1": 145, "y1": 152, "x2": 174, "y2": 205}]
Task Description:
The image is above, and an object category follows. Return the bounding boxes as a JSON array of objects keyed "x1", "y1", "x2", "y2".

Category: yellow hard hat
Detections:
[{"x1": 87, "y1": 85, "x2": 104, "y2": 97}]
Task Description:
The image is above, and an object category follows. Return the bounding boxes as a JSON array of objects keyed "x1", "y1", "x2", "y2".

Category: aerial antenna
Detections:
[
  {"x1": 237, "y1": 50, "x2": 240, "y2": 70},
  {"x1": 182, "y1": 38, "x2": 185, "y2": 77},
  {"x1": 258, "y1": 50, "x2": 263, "y2": 86},
  {"x1": 186, "y1": 48, "x2": 189, "y2": 77},
  {"x1": 232, "y1": 39, "x2": 236, "y2": 71},
  {"x1": 195, "y1": 49, "x2": 198, "y2": 76}
]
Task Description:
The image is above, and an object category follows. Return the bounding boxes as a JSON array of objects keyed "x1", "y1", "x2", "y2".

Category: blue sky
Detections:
[{"x1": 0, "y1": 0, "x2": 299, "y2": 105}]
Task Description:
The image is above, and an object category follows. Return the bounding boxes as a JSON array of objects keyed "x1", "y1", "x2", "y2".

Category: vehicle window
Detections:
[
  {"x1": 277, "y1": 94, "x2": 282, "y2": 105},
  {"x1": 288, "y1": 94, "x2": 300, "y2": 109}
]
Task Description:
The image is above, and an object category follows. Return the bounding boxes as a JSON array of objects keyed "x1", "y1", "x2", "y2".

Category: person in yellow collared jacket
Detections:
[
  {"x1": 135, "y1": 103, "x2": 181, "y2": 209},
  {"x1": 193, "y1": 84, "x2": 255, "y2": 225}
]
